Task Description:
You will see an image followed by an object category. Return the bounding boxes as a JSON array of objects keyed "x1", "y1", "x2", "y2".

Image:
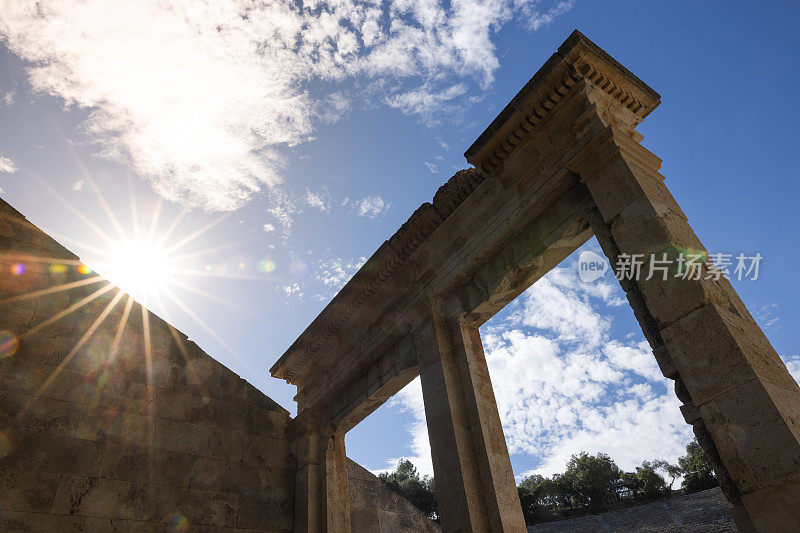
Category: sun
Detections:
[{"x1": 102, "y1": 238, "x2": 173, "y2": 304}]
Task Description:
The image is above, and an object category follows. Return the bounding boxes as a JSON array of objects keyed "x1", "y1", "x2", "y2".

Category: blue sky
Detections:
[{"x1": 1, "y1": 1, "x2": 798, "y2": 479}]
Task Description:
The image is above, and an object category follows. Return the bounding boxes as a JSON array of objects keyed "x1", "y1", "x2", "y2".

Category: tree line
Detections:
[{"x1": 377, "y1": 438, "x2": 718, "y2": 524}]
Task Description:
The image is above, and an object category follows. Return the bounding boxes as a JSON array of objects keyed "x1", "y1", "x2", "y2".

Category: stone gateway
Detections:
[
  {"x1": 1, "y1": 30, "x2": 798, "y2": 533},
  {"x1": 271, "y1": 31, "x2": 800, "y2": 532}
]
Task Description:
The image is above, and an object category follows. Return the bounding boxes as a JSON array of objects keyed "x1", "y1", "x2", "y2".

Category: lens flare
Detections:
[
  {"x1": 49, "y1": 264, "x2": 67, "y2": 274},
  {"x1": 164, "y1": 513, "x2": 189, "y2": 531},
  {"x1": 11, "y1": 263, "x2": 25, "y2": 275},
  {"x1": 77, "y1": 264, "x2": 93, "y2": 275},
  {"x1": 289, "y1": 258, "x2": 309, "y2": 278},
  {"x1": 257, "y1": 257, "x2": 276, "y2": 273},
  {"x1": 0, "y1": 331, "x2": 19, "y2": 358}
]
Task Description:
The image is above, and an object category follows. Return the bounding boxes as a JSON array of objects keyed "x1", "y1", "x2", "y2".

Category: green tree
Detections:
[
  {"x1": 378, "y1": 460, "x2": 438, "y2": 519},
  {"x1": 651, "y1": 459, "x2": 682, "y2": 491},
  {"x1": 517, "y1": 474, "x2": 560, "y2": 523},
  {"x1": 562, "y1": 452, "x2": 623, "y2": 512},
  {"x1": 678, "y1": 439, "x2": 717, "y2": 492},
  {"x1": 630, "y1": 461, "x2": 668, "y2": 500}
]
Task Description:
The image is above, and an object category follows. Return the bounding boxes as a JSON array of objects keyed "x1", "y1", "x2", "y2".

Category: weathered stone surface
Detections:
[
  {"x1": 698, "y1": 378, "x2": 800, "y2": 493},
  {"x1": 0, "y1": 194, "x2": 438, "y2": 532},
  {"x1": 0, "y1": 430, "x2": 104, "y2": 475},
  {"x1": 661, "y1": 303, "x2": 798, "y2": 406},
  {"x1": 19, "y1": 396, "x2": 84, "y2": 437},
  {"x1": 0, "y1": 469, "x2": 61, "y2": 513},
  {"x1": 0, "y1": 510, "x2": 88, "y2": 532},
  {"x1": 739, "y1": 479, "x2": 800, "y2": 532},
  {"x1": 347, "y1": 460, "x2": 440, "y2": 533}
]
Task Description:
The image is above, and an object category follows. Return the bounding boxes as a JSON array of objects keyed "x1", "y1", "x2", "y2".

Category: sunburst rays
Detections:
[
  {"x1": 0, "y1": 274, "x2": 104, "y2": 306},
  {"x1": 1, "y1": 162, "x2": 279, "y2": 433}
]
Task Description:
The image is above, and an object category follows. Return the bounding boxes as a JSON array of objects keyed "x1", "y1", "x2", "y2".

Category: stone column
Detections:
[
  {"x1": 571, "y1": 125, "x2": 800, "y2": 532},
  {"x1": 416, "y1": 297, "x2": 526, "y2": 532},
  {"x1": 293, "y1": 425, "x2": 351, "y2": 533}
]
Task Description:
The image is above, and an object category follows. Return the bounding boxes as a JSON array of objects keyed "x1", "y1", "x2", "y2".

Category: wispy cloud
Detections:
[
  {"x1": 71, "y1": 179, "x2": 85, "y2": 191},
  {"x1": 0, "y1": 0, "x2": 573, "y2": 212},
  {"x1": 305, "y1": 188, "x2": 331, "y2": 213},
  {"x1": 385, "y1": 83, "x2": 467, "y2": 126},
  {"x1": 282, "y1": 282, "x2": 304, "y2": 300},
  {"x1": 315, "y1": 256, "x2": 367, "y2": 292},
  {"x1": 526, "y1": 0, "x2": 575, "y2": 30},
  {"x1": 0, "y1": 90, "x2": 14, "y2": 107},
  {"x1": 356, "y1": 195, "x2": 391, "y2": 218},
  {"x1": 0, "y1": 155, "x2": 17, "y2": 173},
  {"x1": 755, "y1": 302, "x2": 781, "y2": 330},
  {"x1": 262, "y1": 223, "x2": 275, "y2": 233}
]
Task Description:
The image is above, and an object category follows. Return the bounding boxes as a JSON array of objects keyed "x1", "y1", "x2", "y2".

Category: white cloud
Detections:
[
  {"x1": 305, "y1": 188, "x2": 330, "y2": 213},
  {"x1": 385, "y1": 83, "x2": 467, "y2": 125},
  {"x1": 315, "y1": 256, "x2": 367, "y2": 292},
  {"x1": 282, "y1": 282, "x2": 304, "y2": 299},
  {"x1": 424, "y1": 161, "x2": 439, "y2": 174},
  {"x1": 357, "y1": 195, "x2": 391, "y2": 218},
  {"x1": 266, "y1": 190, "x2": 300, "y2": 233},
  {"x1": 71, "y1": 179, "x2": 85, "y2": 191},
  {"x1": 0, "y1": 155, "x2": 17, "y2": 173},
  {"x1": 262, "y1": 223, "x2": 275, "y2": 233},
  {"x1": 0, "y1": 0, "x2": 573, "y2": 211},
  {"x1": 0, "y1": 90, "x2": 14, "y2": 107},
  {"x1": 784, "y1": 356, "x2": 800, "y2": 385},
  {"x1": 526, "y1": 0, "x2": 574, "y2": 30},
  {"x1": 755, "y1": 302, "x2": 781, "y2": 330},
  {"x1": 380, "y1": 377, "x2": 433, "y2": 476}
]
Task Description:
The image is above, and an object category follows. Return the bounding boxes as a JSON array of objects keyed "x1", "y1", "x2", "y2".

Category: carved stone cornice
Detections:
[{"x1": 464, "y1": 29, "x2": 661, "y2": 175}]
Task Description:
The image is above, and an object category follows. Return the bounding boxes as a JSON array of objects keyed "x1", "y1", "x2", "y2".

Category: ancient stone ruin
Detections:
[
  {"x1": 2, "y1": 30, "x2": 799, "y2": 532},
  {"x1": 0, "y1": 195, "x2": 440, "y2": 532}
]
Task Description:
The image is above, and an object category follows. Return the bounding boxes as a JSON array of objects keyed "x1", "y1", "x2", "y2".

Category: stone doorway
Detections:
[{"x1": 271, "y1": 31, "x2": 800, "y2": 532}]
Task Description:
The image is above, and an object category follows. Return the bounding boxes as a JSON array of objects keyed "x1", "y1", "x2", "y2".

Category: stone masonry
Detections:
[
  {"x1": 2, "y1": 29, "x2": 799, "y2": 533},
  {"x1": 0, "y1": 198, "x2": 439, "y2": 531},
  {"x1": 271, "y1": 31, "x2": 800, "y2": 532}
]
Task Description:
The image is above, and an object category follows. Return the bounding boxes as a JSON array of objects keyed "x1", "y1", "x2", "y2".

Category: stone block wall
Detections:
[
  {"x1": 347, "y1": 460, "x2": 439, "y2": 532},
  {"x1": 0, "y1": 197, "x2": 439, "y2": 532},
  {"x1": 0, "y1": 199, "x2": 295, "y2": 531}
]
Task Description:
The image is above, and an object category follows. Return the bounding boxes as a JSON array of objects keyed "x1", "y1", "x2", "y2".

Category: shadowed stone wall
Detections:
[
  {"x1": 0, "y1": 197, "x2": 439, "y2": 532},
  {"x1": 347, "y1": 460, "x2": 439, "y2": 532}
]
